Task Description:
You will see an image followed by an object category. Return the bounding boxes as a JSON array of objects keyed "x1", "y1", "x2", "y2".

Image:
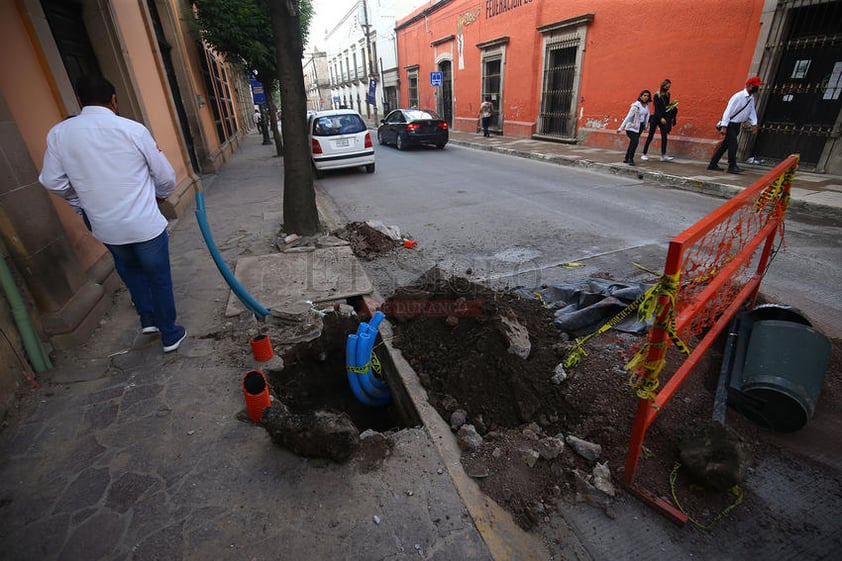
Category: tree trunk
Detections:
[{"x1": 268, "y1": 0, "x2": 319, "y2": 236}]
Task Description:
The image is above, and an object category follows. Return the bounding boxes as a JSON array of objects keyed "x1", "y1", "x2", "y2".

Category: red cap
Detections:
[{"x1": 746, "y1": 76, "x2": 764, "y2": 87}]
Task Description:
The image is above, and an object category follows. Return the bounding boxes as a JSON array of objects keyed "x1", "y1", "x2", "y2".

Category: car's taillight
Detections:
[
  {"x1": 364, "y1": 132, "x2": 372, "y2": 148},
  {"x1": 311, "y1": 138, "x2": 322, "y2": 154},
  {"x1": 438, "y1": 122, "x2": 448, "y2": 129},
  {"x1": 406, "y1": 123, "x2": 419, "y2": 131}
]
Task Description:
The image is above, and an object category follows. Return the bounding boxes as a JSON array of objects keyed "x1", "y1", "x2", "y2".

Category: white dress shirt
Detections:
[
  {"x1": 39, "y1": 106, "x2": 176, "y2": 245},
  {"x1": 720, "y1": 89, "x2": 758, "y2": 126}
]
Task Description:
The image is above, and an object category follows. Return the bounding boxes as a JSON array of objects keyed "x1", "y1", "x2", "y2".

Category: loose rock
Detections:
[
  {"x1": 450, "y1": 409, "x2": 468, "y2": 431},
  {"x1": 551, "y1": 363, "x2": 568, "y2": 384},
  {"x1": 592, "y1": 462, "x2": 615, "y2": 497},
  {"x1": 565, "y1": 435, "x2": 602, "y2": 461},
  {"x1": 537, "y1": 436, "x2": 564, "y2": 460},
  {"x1": 457, "y1": 424, "x2": 483, "y2": 451},
  {"x1": 499, "y1": 311, "x2": 532, "y2": 359}
]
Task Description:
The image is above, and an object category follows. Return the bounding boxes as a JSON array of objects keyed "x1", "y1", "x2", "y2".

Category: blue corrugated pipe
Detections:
[
  {"x1": 346, "y1": 312, "x2": 391, "y2": 406},
  {"x1": 195, "y1": 192, "x2": 269, "y2": 319},
  {"x1": 346, "y1": 333, "x2": 390, "y2": 406}
]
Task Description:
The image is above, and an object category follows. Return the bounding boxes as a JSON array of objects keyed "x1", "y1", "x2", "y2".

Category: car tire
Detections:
[
  {"x1": 313, "y1": 164, "x2": 324, "y2": 179},
  {"x1": 436, "y1": 142, "x2": 447, "y2": 149},
  {"x1": 377, "y1": 130, "x2": 386, "y2": 145},
  {"x1": 365, "y1": 163, "x2": 375, "y2": 174},
  {"x1": 396, "y1": 133, "x2": 406, "y2": 151}
]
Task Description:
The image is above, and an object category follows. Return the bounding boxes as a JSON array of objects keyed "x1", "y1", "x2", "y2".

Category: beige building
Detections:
[
  {"x1": 303, "y1": 51, "x2": 330, "y2": 111},
  {"x1": 0, "y1": 0, "x2": 253, "y2": 415}
]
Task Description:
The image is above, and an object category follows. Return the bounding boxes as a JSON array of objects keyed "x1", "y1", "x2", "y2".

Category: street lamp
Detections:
[
  {"x1": 251, "y1": 70, "x2": 272, "y2": 145},
  {"x1": 361, "y1": 0, "x2": 378, "y2": 124}
]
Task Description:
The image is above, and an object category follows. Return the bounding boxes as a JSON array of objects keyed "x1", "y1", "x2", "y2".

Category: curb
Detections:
[{"x1": 447, "y1": 138, "x2": 842, "y2": 223}]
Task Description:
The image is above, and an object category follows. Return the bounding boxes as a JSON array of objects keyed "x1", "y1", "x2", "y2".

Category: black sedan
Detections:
[{"x1": 377, "y1": 109, "x2": 448, "y2": 150}]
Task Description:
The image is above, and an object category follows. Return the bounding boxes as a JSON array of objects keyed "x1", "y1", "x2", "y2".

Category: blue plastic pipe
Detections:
[
  {"x1": 355, "y1": 331, "x2": 390, "y2": 400},
  {"x1": 360, "y1": 317, "x2": 388, "y2": 392},
  {"x1": 195, "y1": 192, "x2": 269, "y2": 319},
  {"x1": 346, "y1": 333, "x2": 390, "y2": 406}
]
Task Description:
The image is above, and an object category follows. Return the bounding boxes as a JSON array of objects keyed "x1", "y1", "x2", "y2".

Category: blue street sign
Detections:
[
  {"x1": 430, "y1": 71, "x2": 443, "y2": 87},
  {"x1": 366, "y1": 79, "x2": 377, "y2": 104},
  {"x1": 250, "y1": 79, "x2": 266, "y2": 104}
]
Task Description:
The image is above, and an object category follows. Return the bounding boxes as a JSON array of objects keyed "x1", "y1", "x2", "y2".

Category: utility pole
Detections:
[{"x1": 362, "y1": 0, "x2": 378, "y2": 124}]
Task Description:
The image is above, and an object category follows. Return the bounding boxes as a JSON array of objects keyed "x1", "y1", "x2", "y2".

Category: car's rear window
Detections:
[
  {"x1": 312, "y1": 114, "x2": 366, "y2": 136},
  {"x1": 404, "y1": 110, "x2": 440, "y2": 121}
]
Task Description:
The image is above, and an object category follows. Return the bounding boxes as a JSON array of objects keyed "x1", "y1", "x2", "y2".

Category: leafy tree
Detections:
[{"x1": 193, "y1": 0, "x2": 319, "y2": 235}]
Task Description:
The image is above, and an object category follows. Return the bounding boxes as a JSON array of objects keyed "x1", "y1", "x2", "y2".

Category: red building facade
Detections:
[{"x1": 395, "y1": 0, "x2": 842, "y2": 172}]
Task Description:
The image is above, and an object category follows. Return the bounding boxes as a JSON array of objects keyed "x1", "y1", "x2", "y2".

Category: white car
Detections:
[{"x1": 309, "y1": 109, "x2": 375, "y2": 178}]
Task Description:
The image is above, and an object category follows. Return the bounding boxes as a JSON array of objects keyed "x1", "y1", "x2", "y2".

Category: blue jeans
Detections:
[{"x1": 105, "y1": 230, "x2": 180, "y2": 342}]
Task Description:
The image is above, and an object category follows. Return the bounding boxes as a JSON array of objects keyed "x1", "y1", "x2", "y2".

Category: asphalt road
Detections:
[{"x1": 318, "y1": 141, "x2": 842, "y2": 337}]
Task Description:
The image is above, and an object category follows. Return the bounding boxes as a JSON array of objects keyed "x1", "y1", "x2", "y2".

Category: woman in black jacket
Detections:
[{"x1": 641, "y1": 79, "x2": 678, "y2": 161}]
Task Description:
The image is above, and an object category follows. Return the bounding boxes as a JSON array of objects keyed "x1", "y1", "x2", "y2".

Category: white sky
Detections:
[{"x1": 306, "y1": 0, "x2": 349, "y2": 51}]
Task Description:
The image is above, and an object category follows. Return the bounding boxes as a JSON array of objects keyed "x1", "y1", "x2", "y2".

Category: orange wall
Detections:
[
  {"x1": 0, "y1": 1, "x2": 66, "y2": 173},
  {"x1": 0, "y1": 0, "x2": 105, "y2": 269},
  {"x1": 112, "y1": 2, "x2": 191, "y2": 183},
  {"x1": 397, "y1": 0, "x2": 764, "y2": 155}
]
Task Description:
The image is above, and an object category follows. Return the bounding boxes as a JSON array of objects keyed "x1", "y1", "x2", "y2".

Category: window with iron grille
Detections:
[
  {"x1": 197, "y1": 41, "x2": 237, "y2": 144},
  {"x1": 408, "y1": 71, "x2": 419, "y2": 108},
  {"x1": 535, "y1": 15, "x2": 592, "y2": 140},
  {"x1": 538, "y1": 39, "x2": 578, "y2": 137},
  {"x1": 384, "y1": 86, "x2": 397, "y2": 113}
]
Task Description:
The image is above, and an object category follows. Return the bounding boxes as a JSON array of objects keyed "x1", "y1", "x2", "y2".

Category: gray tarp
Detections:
[{"x1": 514, "y1": 279, "x2": 654, "y2": 335}]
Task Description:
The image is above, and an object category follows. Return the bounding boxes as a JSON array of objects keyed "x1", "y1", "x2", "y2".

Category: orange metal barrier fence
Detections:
[{"x1": 623, "y1": 154, "x2": 800, "y2": 524}]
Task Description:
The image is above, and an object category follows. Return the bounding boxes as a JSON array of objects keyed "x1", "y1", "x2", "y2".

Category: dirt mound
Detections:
[
  {"x1": 337, "y1": 222, "x2": 401, "y2": 259},
  {"x1": 386, "y1": 268, "x2": 842, "y2": 530}
]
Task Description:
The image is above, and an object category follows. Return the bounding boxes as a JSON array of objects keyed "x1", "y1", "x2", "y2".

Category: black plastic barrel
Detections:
[{"x1": 734, "y1": 316, "x2": 831, "y2": 432}]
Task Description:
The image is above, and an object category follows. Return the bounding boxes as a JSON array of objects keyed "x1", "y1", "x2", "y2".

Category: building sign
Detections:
[
  {"x1": 367, "y1": 79, "x2": 378, "y2": 104},
  {"x1": 430, "y1": 71, "x2": 443, "y2": 87},
  {"x1": 486, "y1": 0, "x2": 534, "y2": 19}
]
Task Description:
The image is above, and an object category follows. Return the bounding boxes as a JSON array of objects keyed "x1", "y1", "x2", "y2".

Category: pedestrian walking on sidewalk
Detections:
[
  {"x1": 478, "y1": 96, "x2": 494, "y2": 137},
  {"x1": 708, "y1": 76, "x2": 763, "y2": 174},
  {"x1": 39, "y1": 74, "x2": 187, "y2": 352},
  {"x1": 253, "y1": 108, "x2": 263, "y2": 135},
  {"x1": 642, "y1": 79, "x2": 678, "y2": 161},
  {"x1": 617, "y1": 90, "x2": 651, "y2": 166}
]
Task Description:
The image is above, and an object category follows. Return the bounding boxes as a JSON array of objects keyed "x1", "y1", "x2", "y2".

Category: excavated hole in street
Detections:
[{"x1": 265, "y1": 313, "x2": 417, "y2": 434}]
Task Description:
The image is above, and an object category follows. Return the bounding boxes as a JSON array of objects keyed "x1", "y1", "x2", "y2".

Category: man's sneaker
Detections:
[
  {"x1": 707, "y1": 164, "x2": 724, "y2": 171},
  {"x1": 727, "y1": 167, "x2": 744, "y2": 174},
  {"x1": 163, "y1": 326, "x2": 187, "y2": 353},
  {"x1": 640, "y1": 154, "x2": 649, "y2": 161},
  {"x1": 660, "y1": 155, "x2": 674, "y2": 161},
  {"x1": 141, "y1": 326, "x2": 160, "y2": 334}
]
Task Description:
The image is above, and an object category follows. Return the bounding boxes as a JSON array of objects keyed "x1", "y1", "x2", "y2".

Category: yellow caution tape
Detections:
[{"x1": 669, "y1": 463, "x2": 744, "y2": 530}]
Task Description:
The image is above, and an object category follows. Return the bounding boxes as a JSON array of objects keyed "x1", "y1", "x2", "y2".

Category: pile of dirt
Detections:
[
  {"x1": 385, "y1": 268, "x2": 842, "y2": 530},
  {"x1": 337, "y1": 222, "x2": 401, "y2": 260}
]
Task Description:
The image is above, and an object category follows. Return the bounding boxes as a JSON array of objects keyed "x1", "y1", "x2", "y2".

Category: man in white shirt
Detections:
[
  {"x1": 708, "y1": 76, "x2": 763, "y2": 174},
  {"x1": 253, "y1": 108, "x2": 262, "y2": 134},
  {"x1": 39, "y1": 75, "x2": 187, "y2": 352}
]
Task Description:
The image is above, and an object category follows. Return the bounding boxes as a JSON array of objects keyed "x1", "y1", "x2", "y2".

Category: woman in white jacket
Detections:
[{"x1": 617, "y1": 90, "x2": 651, "y2": 166}]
